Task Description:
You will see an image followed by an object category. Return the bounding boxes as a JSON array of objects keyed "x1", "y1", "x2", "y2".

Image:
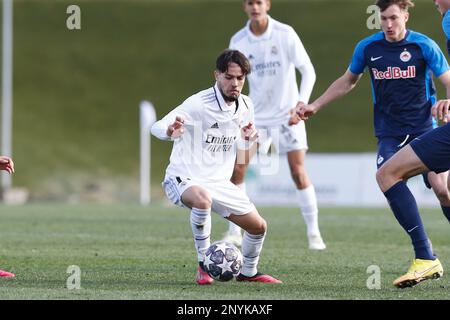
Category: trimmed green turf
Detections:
[{"x1": 0, "y1": 204, "x2": 449, "y2": 299}]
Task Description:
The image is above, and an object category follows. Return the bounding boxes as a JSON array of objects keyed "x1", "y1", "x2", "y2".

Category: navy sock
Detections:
[
  {"x1": 384, "y1": 181, "x2": 434, "y2": 260},
  {"x1": 440, "y1": 205, "x2": 450, "y2": 223}
]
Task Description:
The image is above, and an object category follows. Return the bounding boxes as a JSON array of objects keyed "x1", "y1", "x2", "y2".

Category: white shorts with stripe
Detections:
[
  {"x1": 162, "y1": 176, "x2": 256, "y2": 218},
  {"x1": 257, "y1": 122, "x2": 308, "y2": 154}
]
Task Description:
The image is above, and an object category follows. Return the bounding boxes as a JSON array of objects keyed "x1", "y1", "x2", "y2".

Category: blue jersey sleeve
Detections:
[
  {"x1": 410, "y1": 32, "x2": 450, "y2": 77},
  {"x1": 349, "y1": 32, "x2": 384, "y2": 75},
  {"x1": 443, "y1": 11, "x2": 450, "y2": 40},
  {"x1": 417, "y1": 37, "x2": 450, "y2": 77},
  {"x1": 349, "y1": 40, "x2": 367, "y2": 74},
  {"x1": 443, "y1": 11, "x2": 450, "y2": 56}
]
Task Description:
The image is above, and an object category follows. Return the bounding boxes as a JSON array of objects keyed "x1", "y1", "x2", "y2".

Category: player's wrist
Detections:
[{"x1": 236, "y1": 136, "x2": 255, "y2": 150}]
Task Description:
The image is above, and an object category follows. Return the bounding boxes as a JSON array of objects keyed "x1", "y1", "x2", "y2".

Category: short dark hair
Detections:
[
  {"x1": 215, "y1": 49, "x2": 251, "y2": 75},
  {"x1": 375, "y1": 0, "x2": 414, "y2": 12}
]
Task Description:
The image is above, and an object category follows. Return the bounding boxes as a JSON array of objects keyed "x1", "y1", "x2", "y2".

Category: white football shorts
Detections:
[
  {"x1": 162, "y1": 176, "x2": 256, "y2": 218},
  {"x1": 257, "y1": 121, "x2": 308, "y2": 154}
]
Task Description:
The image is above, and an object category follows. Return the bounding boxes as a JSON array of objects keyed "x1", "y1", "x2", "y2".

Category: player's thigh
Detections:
[
  {"x1": 287, "y1": 149, "x2": 306, "y2": 171},
  {"x1": 376, "y1": 145, "x2": 428, "y2": 191},
  {"x1": 427, "y1": 171, "x2": 450, "y2": 196},
  {"x1": 181, "y1": 185, "x2": 212, "y2": 209},
  {"x1": 162, "y1": 176, "x2": 210, "y2": 209},
  {"x1": 227, "y1": 210, "x2": 267, "y2": 235}
]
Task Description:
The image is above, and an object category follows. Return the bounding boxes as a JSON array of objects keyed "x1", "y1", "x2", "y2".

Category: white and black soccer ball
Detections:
[{"x1": 203, "y1": 241, "x2": 243, "y2": 281}]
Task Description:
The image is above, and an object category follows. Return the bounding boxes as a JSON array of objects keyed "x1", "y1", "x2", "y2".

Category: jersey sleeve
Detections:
[
  {"x1": 442, "y1": 12, "x2": 450, "y2": 56},
  {"x1": 443, "y1": 11, "x2": 450, "y2": 40},
  {"x1": 349, "y1": 40, "x2": 367, "y2": 75},
  {"x1": 151, "y1": 96, "x2": 198, "y2": 141},
  {"x1": 419, "y1": 37, "x2": 450, "y2": 77},
  {"x1": 287, "y1": 28, "x2": 316, "y2": 104}
]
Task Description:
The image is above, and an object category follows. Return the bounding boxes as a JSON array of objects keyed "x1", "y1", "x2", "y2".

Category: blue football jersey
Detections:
[
  {"x1": 442, "y1": 10, "x2": 450, "y2": 55},
  {"x1": 349, "y1": 30, "x2": 449, "y2": 137}
]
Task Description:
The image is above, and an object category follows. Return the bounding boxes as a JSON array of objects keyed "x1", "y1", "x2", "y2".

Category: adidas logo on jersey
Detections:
[
  {"x1": 211, "y1": 122, "x2": 219, "y2": 129},
  {"x1": 372, "y1": 66, "x2": 416, "y2": 80}
]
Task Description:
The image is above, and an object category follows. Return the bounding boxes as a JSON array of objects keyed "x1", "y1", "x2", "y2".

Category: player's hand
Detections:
[
  {"x1": 288, "y1": 101, "x2": 305, "y2": 126},
  {"x1": 431, "y1": 99, "x2": 450, "y2": 124},
  {"x1": 0, "y1": 156, "x2": 14, "y2": 174},
  {"x1": 167, "y1": 116, "x2": 185, "y2": 138},
  {"x1": 296, "y1": 103, "x2": 318, "y2": 120},
  {"x1": 241, "y1": 122, "x2": 259, "y2": 142}
]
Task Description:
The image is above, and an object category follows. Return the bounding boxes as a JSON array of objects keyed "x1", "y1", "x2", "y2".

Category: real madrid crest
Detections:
[
  {"x1": 271, "y1": 45, "x2": 278, "y2": 55},
  {"x1": 400, "y1": 48, "x2": 412, "y2": 62}
]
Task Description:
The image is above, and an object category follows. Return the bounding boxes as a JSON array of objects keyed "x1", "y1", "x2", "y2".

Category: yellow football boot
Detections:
[{"x1": 393, "y1": 258, "x2": 443, "y2": 288}]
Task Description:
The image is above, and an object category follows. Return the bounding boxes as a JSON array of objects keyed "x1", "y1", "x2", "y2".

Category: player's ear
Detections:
[
  {"x1": 214, "y1": 70, "x2": 220, "y2": 81},
  {"x1": 266, "y1": 0, "x2": 271, "y2": 11},
  {"x1": 404, "y1": 11, "x2": 409, "y2": 23}
]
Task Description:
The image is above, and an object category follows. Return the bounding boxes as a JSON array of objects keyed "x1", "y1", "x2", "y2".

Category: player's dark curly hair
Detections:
[
  {"x1": 375, "y1": 0, "x2": 414, "y2": 12},
  {"x1": 216, "y1": 49, "x2": 251, "y2": 75}
]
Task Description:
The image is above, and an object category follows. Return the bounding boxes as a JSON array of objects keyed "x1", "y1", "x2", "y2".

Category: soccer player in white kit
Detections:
[
  {"x1": 223, "y1": 0, "x2": 326, "y2": 250},
  {"x1": 0, "y1": 156, "x2": 15, "y2": 278},
  {"x1": 151, "y1": 50, "x2": 282, "y2": 285}
]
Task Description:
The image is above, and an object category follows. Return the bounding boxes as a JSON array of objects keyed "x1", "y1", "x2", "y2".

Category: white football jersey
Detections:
[
  {"x1": 151, "y1": 84, "x2": 255, "y2": 182},
  {"x1": 230, "y1": 16, "x2": 315, "y2": 127}
]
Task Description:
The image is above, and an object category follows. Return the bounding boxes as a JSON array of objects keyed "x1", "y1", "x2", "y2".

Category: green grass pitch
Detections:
[{"x1": 0, "y1": 204, "x2": 449, "y2": 300}]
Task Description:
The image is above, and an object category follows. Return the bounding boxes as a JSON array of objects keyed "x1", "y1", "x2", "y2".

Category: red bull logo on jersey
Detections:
[{"x1": 371, "y1": 66, "x2": 416, "y2": 80}]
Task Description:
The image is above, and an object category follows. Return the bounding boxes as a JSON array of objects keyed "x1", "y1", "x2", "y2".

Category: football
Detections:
[{"x1": 203, "y1": 241, "x2": 243, "y2": 281}]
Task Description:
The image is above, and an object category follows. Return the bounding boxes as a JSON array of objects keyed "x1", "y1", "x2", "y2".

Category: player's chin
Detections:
[{"x1": 226, "y1": 92, "x2": 240, "y2": 100}]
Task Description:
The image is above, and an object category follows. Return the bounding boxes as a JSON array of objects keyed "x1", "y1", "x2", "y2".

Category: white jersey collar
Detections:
[
  {"x1": 213, "y1": 83, "x2": 238, "y2": 113},
  {"x1": 246, "y1": 15, "x2": 273, "y2": 41}
]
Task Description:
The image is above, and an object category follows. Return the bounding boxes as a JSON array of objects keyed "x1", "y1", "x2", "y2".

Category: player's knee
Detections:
[
  {"x1": 434, "y1": 187, "x2": 450, "y2": 204},
  {"x1": 248, "y1": 218, "x2": 267, "y2": 235},
  {"x1": 231, "y1": 164, "x2": 247, "y2": 184},
  {"x1": 375, "y1": 166, "x2": 396, "y2": 191},
  {"x1": 375, "y1": 167, "x2": 386, "y2": 187},
  {"x1": 193, "y1": 193, "x2": 212, "y2": 209}
]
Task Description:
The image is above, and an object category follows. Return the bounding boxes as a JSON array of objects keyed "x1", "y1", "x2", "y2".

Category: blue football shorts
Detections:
[
  {"x1": 377, "y1": 132, "x2": 432, "y2": 188},
  {"x1": 410, "y1": 122, "x2": 450, "y2": 174}
]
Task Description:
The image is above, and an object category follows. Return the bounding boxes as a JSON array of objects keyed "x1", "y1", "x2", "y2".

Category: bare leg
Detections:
[
  {"x1": 426, "y1": 171, "x2": 450, "y2": 206},
  {"x1": 226, "y1": 144, "x2": 258, "y2": 242},
  {"x1": 376, "y1": 145, "x2": 429, "y2": 192}
]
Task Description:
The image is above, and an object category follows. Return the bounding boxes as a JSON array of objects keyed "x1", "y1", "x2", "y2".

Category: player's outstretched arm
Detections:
[
  {"x1": 236, "y1": 122, "x2": 258, "y2": 165},
  {"x1": 296, "y1": 69, "x2": 362, "y2": 120},
  {"x1": 151, "y1": 110, "x2": 189, "y2": 141},
  {"x1": 0, "y1": 156, "x2": 14, "y2": 174},
  {"x1": 432, "y1": 70, "x2": 450, "y2": 123}
]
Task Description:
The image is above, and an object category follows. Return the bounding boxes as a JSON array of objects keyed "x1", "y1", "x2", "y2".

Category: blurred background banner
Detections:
[
  {"x1": 0, "y1": 0, "x2": 446, "y2": 203},
  {"x1": 247, "y1": 153, "x2": 439, "y2": 207}
]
